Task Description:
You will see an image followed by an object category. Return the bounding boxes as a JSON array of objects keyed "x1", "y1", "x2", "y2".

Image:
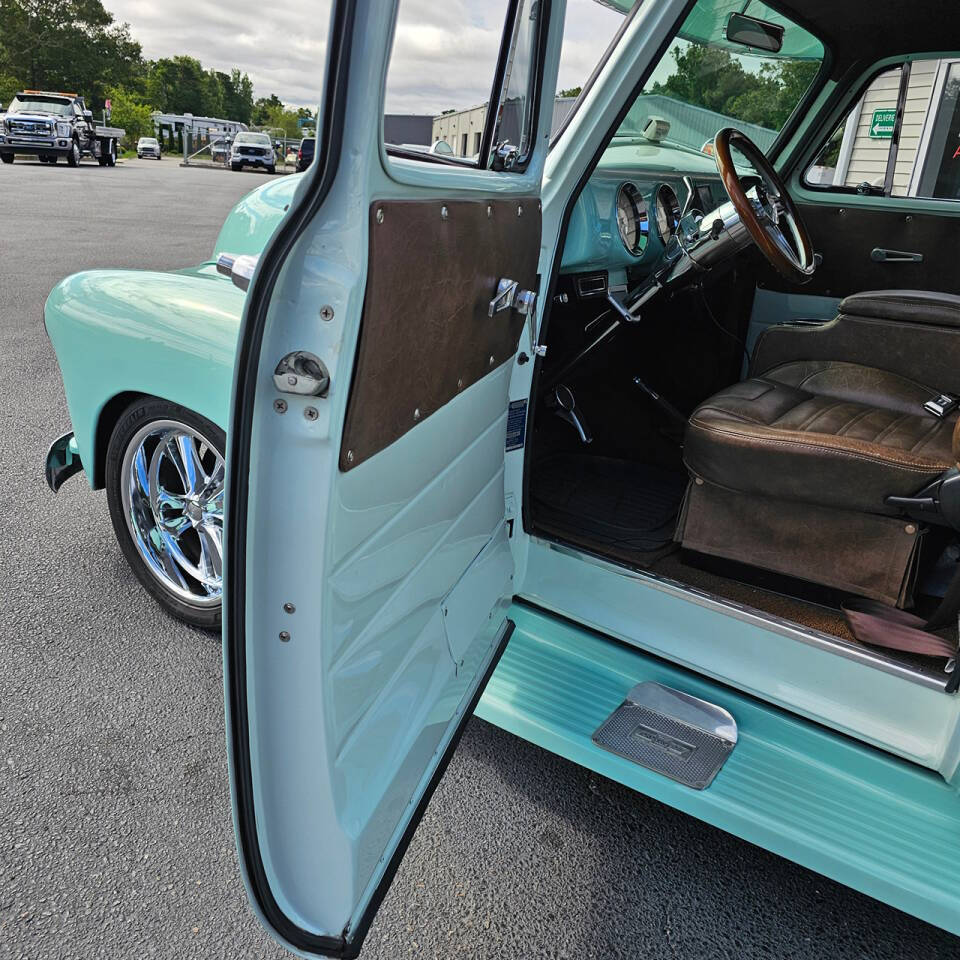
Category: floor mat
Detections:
[{"x1": 531, "y1": 454, "x2": 687, "y2": 557}]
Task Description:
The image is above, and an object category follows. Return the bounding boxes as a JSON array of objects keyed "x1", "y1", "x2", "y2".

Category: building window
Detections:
[{"x1": 461, "y1": 133, "x2": 468, "y2": 156}]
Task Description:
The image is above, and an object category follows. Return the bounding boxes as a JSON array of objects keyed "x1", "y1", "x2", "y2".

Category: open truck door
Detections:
[{"x1": 223, "y1": 1, "x2": 563, "y2": 955}]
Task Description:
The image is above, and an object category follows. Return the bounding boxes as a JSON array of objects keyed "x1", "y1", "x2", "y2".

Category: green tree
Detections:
[
  {"x1": 651, "y1": 43, "x2": 819, "y2": 132},
  {"x1": 252, "y1": 94, "x2": 284, "y2": 126},
  {"x1": 559, "y1": 86, "x2": 582, "y2": 98},
  {"x1": 105, "y1": 84, "x2": 153, "y2": 146},
  {"x1": 221, "y1": 68, "x2": 254, "y2": 124},
  {"x1": 0, "y1": 0, "x2": 142, "y2": 108},
  {"x1": 0, "y1": 72, "x2": 22, "y2": 105}
]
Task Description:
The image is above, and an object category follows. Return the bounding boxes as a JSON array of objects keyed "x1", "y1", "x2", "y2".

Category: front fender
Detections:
[{"x1": 44, "y1": 265, "x2": 244, "y2": 488}]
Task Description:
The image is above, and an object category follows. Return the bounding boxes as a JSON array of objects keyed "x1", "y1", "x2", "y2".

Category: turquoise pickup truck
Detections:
[{"x1": 43, "y1": 0, "x2": 960, "y2": 955}]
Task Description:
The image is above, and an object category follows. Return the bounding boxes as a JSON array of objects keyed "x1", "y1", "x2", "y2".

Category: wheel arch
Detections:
[{"x1": 90, "y1": 391, "x2": 148, "y2": 489}]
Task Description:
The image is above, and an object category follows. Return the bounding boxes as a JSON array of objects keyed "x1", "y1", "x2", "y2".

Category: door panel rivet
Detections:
[
  {"x1": 517, "y1": 204, "x2": 523, "y2": 217},
  {"x1": 279, "y1": 631, "x2": 291, "y2": 642},
  {"x1": 441, "y1": 205, "x2": 449, "y2": 220},
  {"x1": 274, "y1": 399, "x2": 287, "y2": 414},
  {"x1": 457, "y1": 378, "x2": 464, "y2": 390},
  {"x1": 905, "y1": 523, "x2": 917, "y2": 535},
  {"x1": 413, "y1": 407, "x2": 421, "y2": 421},
  {"x1": 489, "y1": 355, "x2": 495, "y2": 366},
  {"x1": 304, "y1": 406, "x2": 319, "y2": 421},
  {"x1": 376, "y1": 208, "x2": 384, "y2": 224},
  {"x1": 695, "y1": 477, "x2": 704, "y2": 485},
  {"x1": 287, "y1": 374, "x2": 298, "y2": 386},
  {"x1": 320, "y1": 304, "x2": 334, "y2": 321},
  {"x1": 283, "y1": 603, "x2": 296, "y2": 614},
  {"x1": 487, "y1": 205, "x2": 492, "y2": 218}
]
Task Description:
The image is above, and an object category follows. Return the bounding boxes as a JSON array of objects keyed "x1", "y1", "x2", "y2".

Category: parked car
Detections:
[
  {"x1": 295, "y1": 135, "x2": 315, "y2": 172},
  {"x1": 40, "y1": 0, "x2": 960, "y2": 955},
  {"x1": 229, "y1": 131, "x2": 275, "y2": 173},
  {"x1": 136, "y1": 136, "x2": 161, "y2": 159}
]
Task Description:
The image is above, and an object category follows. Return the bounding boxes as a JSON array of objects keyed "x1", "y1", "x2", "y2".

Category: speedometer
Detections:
[
  {"x1": 615, "y1": 182, "x2": 648, "y2": 256},
  {"x1": 654, "y1": 183, "x2": 681, "y2": 240}
]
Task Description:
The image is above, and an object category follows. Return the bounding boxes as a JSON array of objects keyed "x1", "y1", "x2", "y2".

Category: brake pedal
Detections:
[{"x1": 592, "y1": 682, "x2": 737, "y2": 789}]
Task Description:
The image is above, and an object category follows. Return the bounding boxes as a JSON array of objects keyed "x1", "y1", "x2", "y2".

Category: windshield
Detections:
[
  {"x1": 8, "y1": 95, "x2": 73, "y2": 117},
  {"x1": 139, "y1": 138, "x2": 158, "y2": 146},
  {"x1": 234, "y1": 133, "x2": 271, "y2": 146},
  {"x1": 615, "y1": 0, "x2": 824, "y2": 156}
]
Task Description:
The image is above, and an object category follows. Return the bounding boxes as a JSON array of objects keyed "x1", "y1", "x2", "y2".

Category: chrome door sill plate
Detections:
[{"x1": 591, "y1": 681, "x2": 737, "y2": 789}]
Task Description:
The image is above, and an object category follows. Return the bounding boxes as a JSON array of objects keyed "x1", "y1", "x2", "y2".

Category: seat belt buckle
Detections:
[{"x1": 924, "y1": 393, "x2": 958, "y2": 418}]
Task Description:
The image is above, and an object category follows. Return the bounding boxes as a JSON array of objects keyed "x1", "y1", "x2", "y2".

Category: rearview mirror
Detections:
[{"x1": 726, "y1": 13, "x2": 784, "y2": 54}]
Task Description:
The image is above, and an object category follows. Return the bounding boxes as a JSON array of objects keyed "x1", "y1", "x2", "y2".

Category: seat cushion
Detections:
[{"x1": 685, "y1": 359, "x2": 959, "y2": 514}]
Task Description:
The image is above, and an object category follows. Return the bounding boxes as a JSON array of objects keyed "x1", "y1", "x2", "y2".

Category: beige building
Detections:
[{"x1": 432, "y1": 104, "x2": 487, "y2": 158}]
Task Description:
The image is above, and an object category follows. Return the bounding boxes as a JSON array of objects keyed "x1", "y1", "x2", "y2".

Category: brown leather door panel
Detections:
[
  {"x1": 340, "y1": 198, "x2": 541, "y2": 471},
  {"x1": 757, "y1": 203, "x2": 960, "y2": 299}
]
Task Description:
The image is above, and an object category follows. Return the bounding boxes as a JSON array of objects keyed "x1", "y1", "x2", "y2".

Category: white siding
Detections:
[
  {"x1": 841, "y1": 60, "x2": 939, "y2": 193},
  {"x1": 843, "y1": 68, "x2": 901, "y2": 188}
]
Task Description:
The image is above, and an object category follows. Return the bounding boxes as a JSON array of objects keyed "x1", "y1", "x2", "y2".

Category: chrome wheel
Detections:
[{"x1": 120, "y1": 420, "x2": 224, "y2": 607}]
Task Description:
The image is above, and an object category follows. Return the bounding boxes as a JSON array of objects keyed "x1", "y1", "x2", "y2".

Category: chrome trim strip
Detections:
[{"x1": 535, "y1": 539, "x2": 949, "y2": 692}]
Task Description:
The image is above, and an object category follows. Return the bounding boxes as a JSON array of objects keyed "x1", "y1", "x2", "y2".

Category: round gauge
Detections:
[
  {"x1": 654, "y1": 183, "x2": 682, "y2": 240},
  {"x1": 615, "y1": 182, "x2": 648, "y2": 256}
]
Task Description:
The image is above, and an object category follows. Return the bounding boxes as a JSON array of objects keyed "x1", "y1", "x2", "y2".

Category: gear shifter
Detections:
[{"x1": 548, "y1": 385, "x2": 593, "y2": 444}]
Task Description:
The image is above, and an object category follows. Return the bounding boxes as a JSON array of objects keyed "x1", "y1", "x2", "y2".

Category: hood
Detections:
[
  {"x1": 5, "y1": 111, "x2": 59, "y2": 123},
  {"x1": 212, "y1": 172, "x2": 305, "y2": 260}
]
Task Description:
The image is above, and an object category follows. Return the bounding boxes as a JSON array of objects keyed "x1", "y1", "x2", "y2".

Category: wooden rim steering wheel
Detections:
[{"x1": 713, "y1": 128, "x2": 815, "y2": 284}]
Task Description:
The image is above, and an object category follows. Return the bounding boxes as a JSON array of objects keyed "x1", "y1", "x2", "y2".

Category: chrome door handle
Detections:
[{"x1": 871, "y1": 247, "x2": 924, "y2": 263}]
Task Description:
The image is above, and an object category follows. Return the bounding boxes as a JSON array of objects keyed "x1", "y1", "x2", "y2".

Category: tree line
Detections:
[
  {"x1": 651, "y1": 44, "x2": 819, "y2": 131},
  {"x1": 0, "y1": 0, "x2": 314, "y2": 144}
]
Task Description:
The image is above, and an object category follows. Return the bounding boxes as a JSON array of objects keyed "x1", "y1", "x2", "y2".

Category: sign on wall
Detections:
[{"x1": 869, "y1": 108, "x2": 897, "y2": 139}]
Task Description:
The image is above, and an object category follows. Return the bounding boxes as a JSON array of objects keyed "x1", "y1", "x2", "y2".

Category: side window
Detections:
[
  {"x1": 382, "y1": 0, "x2": 544, "y2": 169},
  {"x1": 805, "y1": 58, "x2": 960, "y2": 201}
]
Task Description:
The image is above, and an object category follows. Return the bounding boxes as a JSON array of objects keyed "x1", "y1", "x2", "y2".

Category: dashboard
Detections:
[{"x1": 559, "y1": 144, "x2": 731, "y2": 281}]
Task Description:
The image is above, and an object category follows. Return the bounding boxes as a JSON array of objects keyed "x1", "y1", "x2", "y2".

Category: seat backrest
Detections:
[{"x1": 751, "y1": 289, "x2": 960, "y2": 394}]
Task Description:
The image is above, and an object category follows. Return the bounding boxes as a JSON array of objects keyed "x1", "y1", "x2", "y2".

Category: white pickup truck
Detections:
[{"x1": 0, "y1": 90, "x2": 125, "y2": 167}]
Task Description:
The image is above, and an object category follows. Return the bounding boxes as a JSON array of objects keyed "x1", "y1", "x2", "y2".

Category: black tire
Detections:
[
  {"x1": 0, "y1": 152, "x2": 13, "y2": 164},
  {"x1": 106, "y1": 140, "x2": 116, "y2": 166},
  {"x1": 106, "y1": 398, "x2": 225, "y2": 631},
  {"x1": 66, "y1": 139, "x2": 80, "y2": 167},
  {"x1": 231, "y1": 162, "x2": 241, "y2": 171},
  {"x1": 266, "y1": 165, "x2": 276, "y2": 175}
]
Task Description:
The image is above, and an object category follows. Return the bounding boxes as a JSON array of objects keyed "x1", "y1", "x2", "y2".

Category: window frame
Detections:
[
  {"x1": 798, "y1": 53, "x2": 960, "y2": 203},
  {"x1": 383, "y1": 0, "x2": 551, "y2": 173}
]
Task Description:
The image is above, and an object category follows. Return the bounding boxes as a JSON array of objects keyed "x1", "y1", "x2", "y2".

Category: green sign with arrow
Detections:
[{"x1": 869, "y1": 108, "x2": 897, "y2": 139}]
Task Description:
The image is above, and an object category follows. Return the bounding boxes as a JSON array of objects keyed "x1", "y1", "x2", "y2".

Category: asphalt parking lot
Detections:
[{"x1": 1, "y1": 156, "x2": 958, "y2": 960}]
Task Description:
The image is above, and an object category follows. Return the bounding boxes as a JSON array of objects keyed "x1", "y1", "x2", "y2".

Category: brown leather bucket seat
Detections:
[{"x1": 677, "y1": 291, "x2": 960, "y2": 606}]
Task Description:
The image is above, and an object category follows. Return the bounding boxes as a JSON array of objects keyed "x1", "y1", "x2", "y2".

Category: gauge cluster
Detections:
[
  {"x1": 654, "y1": 184, "x2": 682, "y2": 242},
  {"x1": 615, "y1": 183, "x2": 648, "y2": 255},
  {"x1": 560, "y1": 171, "x2": 729, "y2": 276}
]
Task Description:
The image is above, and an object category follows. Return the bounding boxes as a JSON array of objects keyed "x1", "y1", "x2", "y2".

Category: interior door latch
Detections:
[
  {"x1": 489, "y1": 278, "x2": 537, "y2": 317},
  {"x1": 273, "y1": 351, "x2": 330, "y2": 396}
]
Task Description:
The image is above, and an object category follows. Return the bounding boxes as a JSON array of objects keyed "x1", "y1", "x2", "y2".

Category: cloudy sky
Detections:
[{"x1": 107, "y1": 0, "x2": 626, "y2": 113}]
